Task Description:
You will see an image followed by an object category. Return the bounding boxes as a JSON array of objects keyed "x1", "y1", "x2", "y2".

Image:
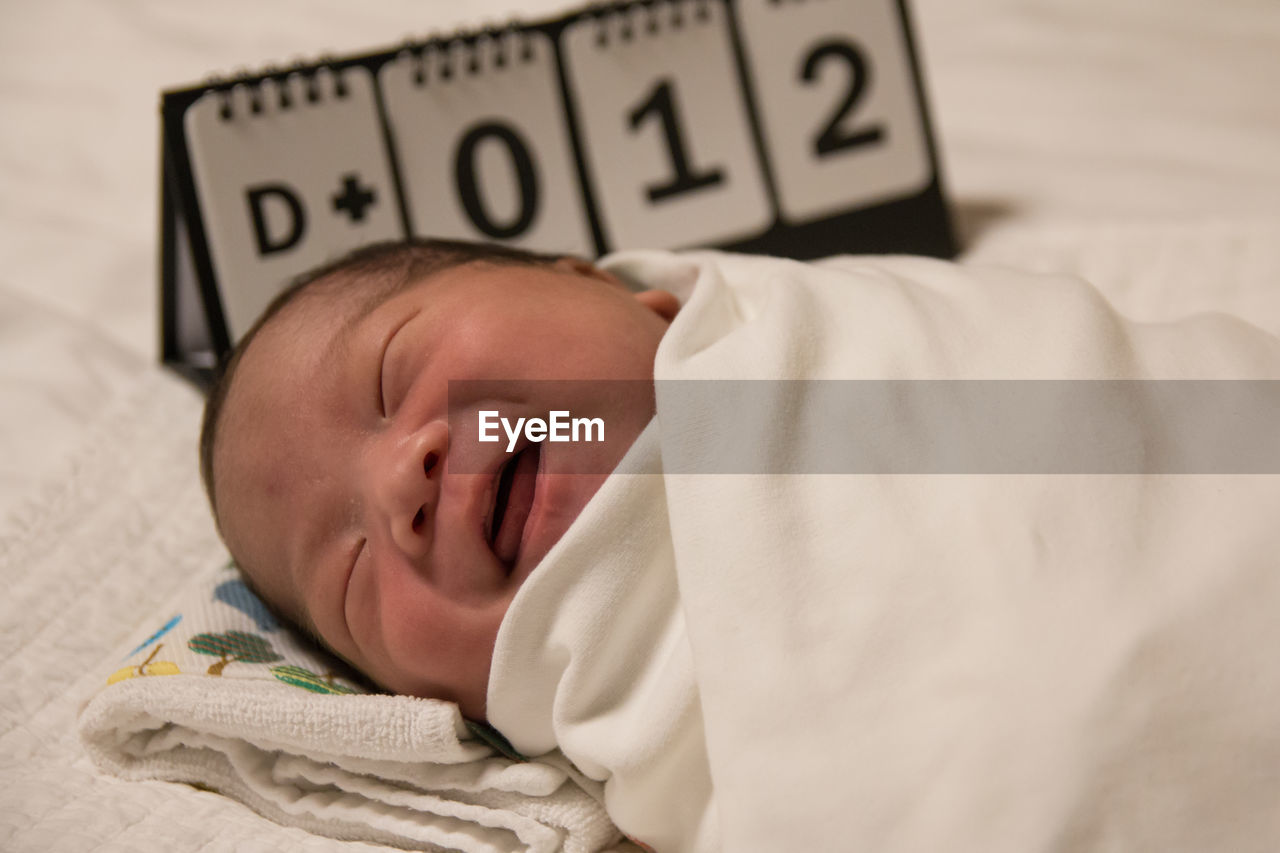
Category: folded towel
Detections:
[{"x1": 78, "y1": 562, "x2": 623, "y2": 853}]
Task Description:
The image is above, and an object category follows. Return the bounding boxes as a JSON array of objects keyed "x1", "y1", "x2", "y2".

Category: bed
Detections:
[{"x1": 2, "y1": 0, "x2": 1278, "y2": 849}]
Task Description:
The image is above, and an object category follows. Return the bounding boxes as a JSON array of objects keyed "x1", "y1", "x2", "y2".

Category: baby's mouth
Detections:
[{"x1": 487, "y1": 445, "x2": 540, "y2": 566}]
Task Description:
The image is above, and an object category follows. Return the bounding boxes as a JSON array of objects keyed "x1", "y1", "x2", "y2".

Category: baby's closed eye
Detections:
[{"x1": 378, "y1": 311, "x2": 419, "y2": 418}]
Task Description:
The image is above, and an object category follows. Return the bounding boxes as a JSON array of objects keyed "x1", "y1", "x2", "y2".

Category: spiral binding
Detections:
[
  {"x1": 207, "y1": 57, "x2": 352, "y2": 122},
  {"x1": 202, "y1": 0, "x2": 722, "y2": 110},
  {"x1": 590, "y1": 0, "x2": 716, "y2": 49},
  {"x1": 402, "y1": 24, "x2": 539, "y2": 88}
]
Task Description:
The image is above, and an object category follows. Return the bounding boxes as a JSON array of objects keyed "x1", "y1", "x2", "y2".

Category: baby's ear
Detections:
[
  {"x1": 554, "y1": 255, "x2": 618, "y2": 284},
  {"x1": 634, "y1": 288, "x2": 680, "y2": 322},
  {"x1": 552, "y1": 256, "x2": 680, "y2": 321}
]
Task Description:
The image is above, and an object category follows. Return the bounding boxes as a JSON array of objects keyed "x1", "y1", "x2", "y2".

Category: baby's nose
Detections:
[{"x1": 380, "y1": 420, "x2": 448, "y2": 557}]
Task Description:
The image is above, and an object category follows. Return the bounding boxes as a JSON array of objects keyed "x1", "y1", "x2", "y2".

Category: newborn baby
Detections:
[
  {"x1": 200, "y1": 238, "x2": 679, "y2": 721},
  {"x1": 205, "y1": 238, "x2": 1280, "y2": 852}
]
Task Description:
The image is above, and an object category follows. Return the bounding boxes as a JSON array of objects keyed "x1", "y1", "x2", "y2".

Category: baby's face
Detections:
[{"x1": 213, "y1": 259, "x2": 676, "y2": 719}]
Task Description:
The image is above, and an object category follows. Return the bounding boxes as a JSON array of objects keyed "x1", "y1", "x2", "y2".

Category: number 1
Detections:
[{"x1": 627, "y1": 79, "x2": 725, "y2": 203}]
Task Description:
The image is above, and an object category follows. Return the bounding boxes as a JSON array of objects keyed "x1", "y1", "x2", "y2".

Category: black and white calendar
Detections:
[{"x1": 160, "y1": 0, "x2": 954, "y2": 380}]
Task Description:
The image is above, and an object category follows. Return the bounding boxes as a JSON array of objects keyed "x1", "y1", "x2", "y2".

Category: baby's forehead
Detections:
[
  {"x1": 217, "y1": 297, "x2": 348, "y2": 463},
  {"x1": 221, "y1": 266, "x2": 408, "y2": 424},
  {"x1": 291, "y1": 268, "x2": 403, "y2": 327},
  {"x1": 244, "y1": 272, "x2": 401, "y2": 371},
  {"x1": 278, "y1": 257, "x2": 546, "y2": 339}
]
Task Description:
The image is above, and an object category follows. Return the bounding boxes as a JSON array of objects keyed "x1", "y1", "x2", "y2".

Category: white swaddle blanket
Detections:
[{"x1": 488, "y1": 251, "x2": 1280, "y2": 852}]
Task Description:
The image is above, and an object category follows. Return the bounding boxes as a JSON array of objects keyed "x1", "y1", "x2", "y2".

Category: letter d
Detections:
[{"x1": 246, "y1": 183, "x2": 306, "y2": 256}]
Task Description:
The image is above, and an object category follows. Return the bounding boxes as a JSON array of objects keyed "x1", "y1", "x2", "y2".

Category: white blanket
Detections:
[{"x1": 488, "y1": 251, "x2": 1280, "y2": 852}]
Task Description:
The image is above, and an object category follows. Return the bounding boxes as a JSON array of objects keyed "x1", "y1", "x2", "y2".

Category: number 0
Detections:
[{"x1": 454, "y1": 121, "x2": 540, "y2": 239}]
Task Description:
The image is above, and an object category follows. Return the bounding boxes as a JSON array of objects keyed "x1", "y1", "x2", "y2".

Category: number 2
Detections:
[{"x1": 801, "y1": 39, "x2": 885, "y2": 157}]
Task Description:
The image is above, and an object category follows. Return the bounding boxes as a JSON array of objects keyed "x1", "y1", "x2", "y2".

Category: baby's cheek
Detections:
[
  {"x1": 355, "y1": 565, "x2": 423, "y2": 673},
  {"x1": 543, "y1": 469, "x2": 606, "y2": 524},
  {"x1": 358, "y1": 565, "x2": 470, "y2": 701}
]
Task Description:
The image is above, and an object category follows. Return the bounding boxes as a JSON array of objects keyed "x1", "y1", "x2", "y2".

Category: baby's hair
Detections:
[{"x1": 198, "y1": 237, "x2": 564, "y2": 525}]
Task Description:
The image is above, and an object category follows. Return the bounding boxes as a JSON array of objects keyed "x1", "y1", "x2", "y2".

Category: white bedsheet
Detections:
[{"x1": 2, "y1": 0, "x2": 1278, "y2": 850}]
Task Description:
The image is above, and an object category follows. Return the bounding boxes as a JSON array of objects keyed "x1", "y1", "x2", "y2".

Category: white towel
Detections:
[{"x1": 79, "y1": 562, "x2": 624, "y2": 853}]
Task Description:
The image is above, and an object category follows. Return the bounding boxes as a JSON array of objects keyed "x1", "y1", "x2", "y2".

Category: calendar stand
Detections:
[{"x1": 160, "y1": 0, "x2": 954, "y2": 383}]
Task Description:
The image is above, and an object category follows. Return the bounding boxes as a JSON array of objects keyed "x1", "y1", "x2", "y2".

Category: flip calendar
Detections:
[{"x1": 160, "y1": 0, "x2": 953, "y2": 381}]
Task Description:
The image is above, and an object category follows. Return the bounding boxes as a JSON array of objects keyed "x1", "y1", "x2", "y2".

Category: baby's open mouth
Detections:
[{"x1": 487, "y1": 444, "x2": 540, "y2": 566}]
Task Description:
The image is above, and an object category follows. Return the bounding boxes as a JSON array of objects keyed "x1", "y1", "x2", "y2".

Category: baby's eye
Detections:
[
  {"x1": 377, "y1": 326, "x2": 397, "y2": 418},
  {"x1": 377, "y1": 311, "x2": 417, "y2": 418}
]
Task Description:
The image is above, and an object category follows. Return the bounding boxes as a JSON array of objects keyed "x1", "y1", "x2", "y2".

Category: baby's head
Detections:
[{"x1": 201, "y1": 238, "x2": 678, "y2": 719}]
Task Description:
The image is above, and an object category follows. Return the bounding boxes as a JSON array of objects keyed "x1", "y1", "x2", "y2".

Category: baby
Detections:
[
  {"x1": 199, "y1": 238, "x2": 679, "y2": 722},
  {"x1": 203, "y1": 239, "x2": 1280, "y2": 851}
]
